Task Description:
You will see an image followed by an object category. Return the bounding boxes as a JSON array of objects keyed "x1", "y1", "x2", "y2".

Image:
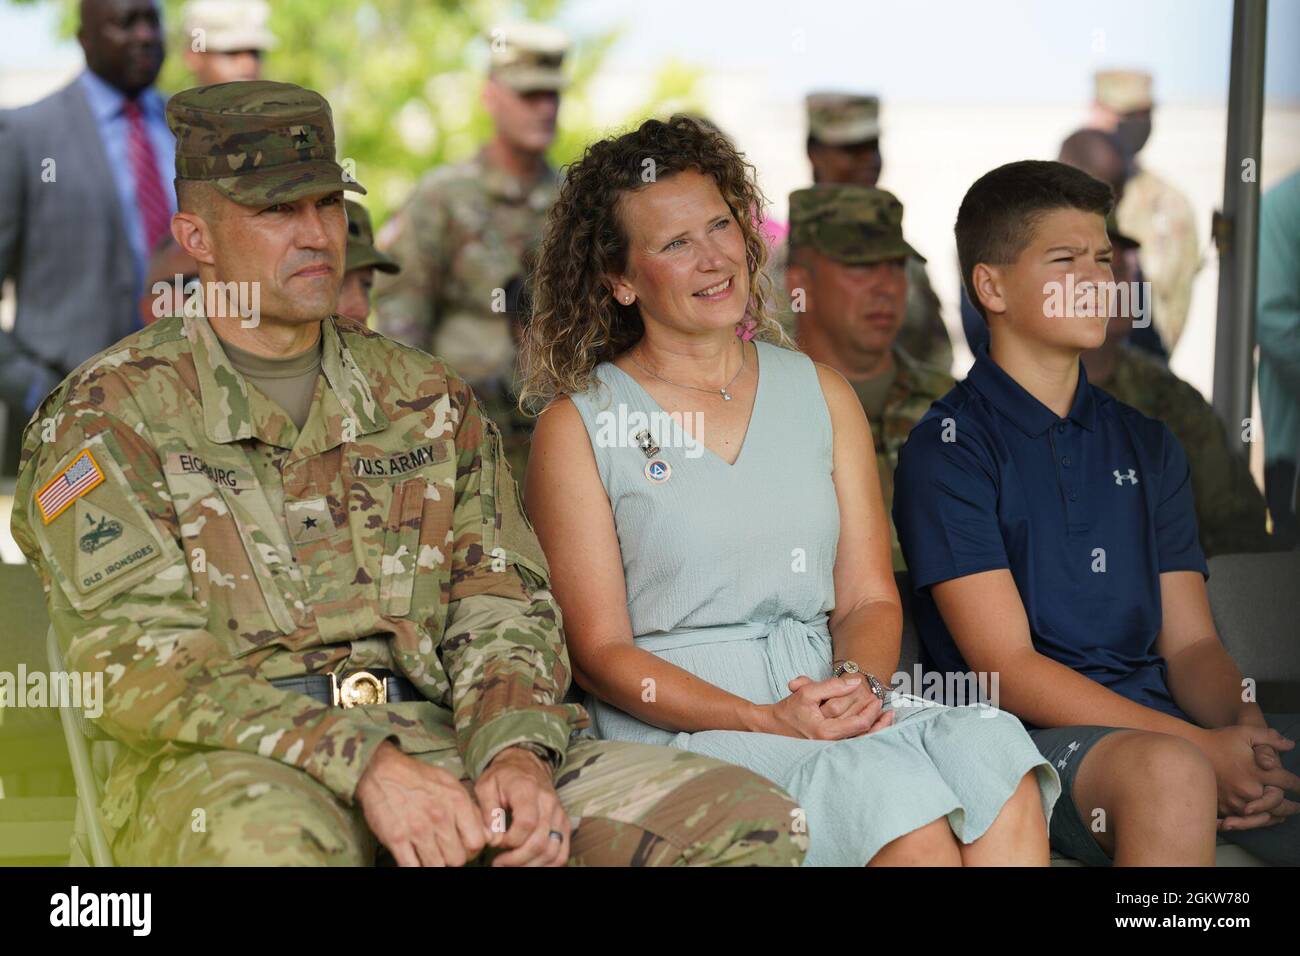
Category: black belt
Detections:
[{"x1": 270, "y1": 670, "x2": 422, "y2": 708}]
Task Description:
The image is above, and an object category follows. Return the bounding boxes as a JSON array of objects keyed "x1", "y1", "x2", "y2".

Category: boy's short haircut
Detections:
[{"x1": 956, "y1": 160, "x2": 1115, "y2": 322}]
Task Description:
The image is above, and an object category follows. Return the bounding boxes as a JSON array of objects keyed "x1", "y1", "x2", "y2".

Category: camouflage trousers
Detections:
[{"x1": 112, "y1": 738, "x2": 807, "y2": 866}]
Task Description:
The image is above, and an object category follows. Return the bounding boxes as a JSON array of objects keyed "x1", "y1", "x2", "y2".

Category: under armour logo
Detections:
[
  {"x1": 1113, "y1": 468, "x2": 1138, "y2": 486},
  {"x1": 1056, "y1": 740, "x2": 1080, "y2": 769}
]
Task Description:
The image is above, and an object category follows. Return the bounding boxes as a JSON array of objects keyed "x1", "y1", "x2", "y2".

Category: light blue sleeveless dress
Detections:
[{"x1": 569, "y1": 340, "x2": 1060, "y2": 866}]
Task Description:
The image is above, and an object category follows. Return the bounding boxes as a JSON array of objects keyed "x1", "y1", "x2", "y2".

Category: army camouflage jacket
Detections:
[
  {"x1": 1101, "y1": 346, "x2": 1272, "y2": 558},
  {"x1": 372, "y1": 150, "x2": 558, "y2": 385},
  {"x1": 857, "y1": 347, "x2": 954, "y2": 570},
  {"x1": 11, "y1": 313, "x2": 586, "y2": 829}
]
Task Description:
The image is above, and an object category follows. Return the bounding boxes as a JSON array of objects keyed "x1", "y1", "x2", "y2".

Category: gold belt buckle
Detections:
[{"x1": 330, "y1": 670, "x2": 387, "y2": 708}]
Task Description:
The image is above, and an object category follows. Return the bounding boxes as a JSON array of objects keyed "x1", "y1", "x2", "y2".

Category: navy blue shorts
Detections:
[
  {"x1": 1029, "y1": 725, "x2": 1126, "y2": 866},
  {"x1": 1032, "y1": 715, "x2": 1300, "y2": 866}
]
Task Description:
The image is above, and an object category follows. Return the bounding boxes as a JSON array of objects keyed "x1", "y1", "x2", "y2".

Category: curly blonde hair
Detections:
[{"x1": 517, "y1": 115, "x2": 792, "y2": 413}]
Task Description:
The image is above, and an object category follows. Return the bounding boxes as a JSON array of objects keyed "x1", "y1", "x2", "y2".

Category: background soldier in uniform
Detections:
[
  {"x1": 1082, "y1": 216, "x2": 1273, "y2": 558},
  {"x1": 786, "y1": 185, "x2": 954, "y2": 570},
  {"x1": 10, "y1": 80, "x2": 806, "y2": 868},
  {"x1": 1092, "y1": 69, "x2": 1201, "y2": 353},
  {"x1": 778, "y1": 92, "x2": 952, "y2": 371},
  {"x1": 373, "y1": 22, "x2": 568, "y2": 478},
  {"x1": 1057, "y1": 126, "x2": 1167, "y2": 362},
  {"x1": 336, "y1": 198, "x2": 399, "y2": 323},
  {"x1": 182, "y1": 0, "x2": 276, "y2": 86}
]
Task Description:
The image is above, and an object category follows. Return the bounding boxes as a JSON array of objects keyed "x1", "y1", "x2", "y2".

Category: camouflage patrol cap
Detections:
[
  {"x1": 167, "y1": 80, "x2": 365, "y2": 205},
  {"x1": 1095, "y1": 69, "x2": 1153, "y2": 113},
  {"x1": 344, "y1": 200, "x2": 399, "y2": 274},
  {"x1": 487, "y1": 21, "x2": 570, "y2": 92},
  {"x1": 788, "y1": 185, "x2": 923, "y2": 266},
  {"x1": 183, "y1": 0, "x2": 277, "y2": 53},
  {"x1": 806, "y1": 92, "x2": 880, "y2": 145}
]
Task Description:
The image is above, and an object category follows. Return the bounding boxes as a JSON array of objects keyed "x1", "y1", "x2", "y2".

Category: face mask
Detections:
[{"x1": 1114, "y1": 113, "x2": 1152, "y2": 157}]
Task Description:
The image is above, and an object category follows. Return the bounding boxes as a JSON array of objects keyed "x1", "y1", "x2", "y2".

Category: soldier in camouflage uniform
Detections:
[
  {"x1": 786, "y1": 185, "x2": 954, "y2": 570},
  {"x1": 372, "y1": 22, "x2": 568, "y2": 480},
  {"x1": 181, "y1": 0, "x2": 275, "y2": 86},
  {"x1": 10, "y1": 81, "x2": 806, "y2": 867},
  {"x1": 772, "y1": 93, "x2": 952, "y2": 372},
  {"x1": 1093, "y1": 70, "x2": 1201, "y2": 353},
  {"x1": 1083, "y1": 217, "x2": 1273, "y2": 558},
  {"x1": 335, "y1": 199, "x2": 399, "y2": 324}
]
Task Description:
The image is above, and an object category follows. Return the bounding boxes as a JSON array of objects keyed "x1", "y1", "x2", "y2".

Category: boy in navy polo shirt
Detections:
[{"x1": 894, "y1": 160, "x2": 1299, "y2": 865}]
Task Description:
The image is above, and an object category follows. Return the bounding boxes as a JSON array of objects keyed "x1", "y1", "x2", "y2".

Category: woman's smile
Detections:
[{"x1": 692, "y1": 275, "x2": 734, "y2": 301}]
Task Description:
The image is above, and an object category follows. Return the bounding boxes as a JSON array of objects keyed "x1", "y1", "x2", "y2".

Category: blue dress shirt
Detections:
[{"x1": 77, "y1": 69, "x2": 176, "y2": 298}]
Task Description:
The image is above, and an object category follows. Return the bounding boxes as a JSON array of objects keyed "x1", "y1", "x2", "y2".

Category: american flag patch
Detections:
[{"x1": 36, "y1": 450, "x2": 105, "y2": 524}]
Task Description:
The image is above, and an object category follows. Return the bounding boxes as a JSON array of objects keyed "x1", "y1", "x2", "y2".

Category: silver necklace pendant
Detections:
[{"x1": 629, "y1": 341, "x2": 745, "y2": 401}]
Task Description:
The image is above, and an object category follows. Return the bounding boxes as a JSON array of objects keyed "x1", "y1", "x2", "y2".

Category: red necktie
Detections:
[{"x1": 124, "y1": 98, "x2": 172, "y2": 255}]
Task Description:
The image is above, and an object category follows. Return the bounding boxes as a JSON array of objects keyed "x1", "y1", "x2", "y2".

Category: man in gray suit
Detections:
[{"x1": 0, "y1": 0, "x2": 173, "y2": 473}]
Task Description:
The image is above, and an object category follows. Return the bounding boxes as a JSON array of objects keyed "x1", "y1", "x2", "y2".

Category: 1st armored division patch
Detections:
[
  {"x1": 31, "y1": 435, "x2": 177, "y2": 613},
  {"x1": 72, "y1": 499, "x2": 161, "y2": 594}
]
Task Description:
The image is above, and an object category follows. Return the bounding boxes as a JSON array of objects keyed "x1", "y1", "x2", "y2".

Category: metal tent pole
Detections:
[{"x1": 1212, "y1": 0, "x2": 1268, "y2": 450}]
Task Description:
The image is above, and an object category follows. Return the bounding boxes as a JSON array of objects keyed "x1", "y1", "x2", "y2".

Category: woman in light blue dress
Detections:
[{"x1": 518, "y1": 117, "x2": 1060, "y2": 865}]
